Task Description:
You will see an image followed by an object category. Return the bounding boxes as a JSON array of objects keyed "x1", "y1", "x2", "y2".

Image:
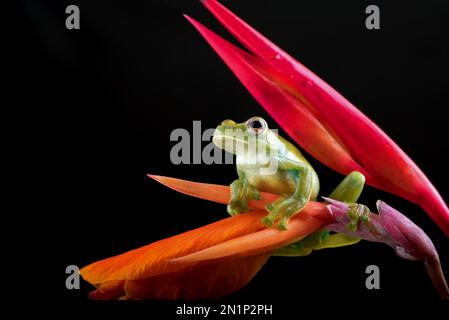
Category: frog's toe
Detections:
[
  {"x1": 346, "y1": 203, "x2": 370, "y2": 231},
  {"x1": 227, "y1": 201, "x2": 248, "y2": 216},
  {"x1": 227, "y1": 204, "x2": 240, "y2": 216},
  {"x1": 277, "y1": 203, "x2": 300, "y2": 230},
  {"x1": 251, "y1": 188, "x2": 262, "y2": 200},
  {"x1": 261, "y1": 216, "x2": 274, "y2": 227},
  {"x1": 261, "y1": 205, "x2": 282, "y2": 227},
  {"x1": 277, "y1": 220, "x2": 289, "y2": 231},
  {"x1": 264, "y1": 197, "x2": 281, "y2": 213},
  {"x1": 262, "y1": 198, "x2": 301, "y2": 230}
]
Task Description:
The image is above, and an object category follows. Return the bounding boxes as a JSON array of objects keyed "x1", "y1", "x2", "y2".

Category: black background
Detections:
[{"x1": 17, "y1": 0, "x2": 449, "y2": 313}]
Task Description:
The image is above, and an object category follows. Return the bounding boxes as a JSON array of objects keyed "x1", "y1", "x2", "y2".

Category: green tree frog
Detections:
[{"x1": 213, "y1": 116, "x2": 371, "y2": 236}]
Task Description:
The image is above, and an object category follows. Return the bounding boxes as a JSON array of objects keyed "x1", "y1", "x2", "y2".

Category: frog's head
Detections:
[{"x1": 212, "y1": 116, "x2": 284, "y2": 158}]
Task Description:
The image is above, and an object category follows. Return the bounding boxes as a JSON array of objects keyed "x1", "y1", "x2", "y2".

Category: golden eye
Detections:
[{"x1": 246, "y1": 117, "x2": 267, "y2": 135}]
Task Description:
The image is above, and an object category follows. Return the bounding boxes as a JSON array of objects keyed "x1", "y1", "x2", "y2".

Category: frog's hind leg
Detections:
[
  {"x1": 262, "y1": 165, "x2": 314, "y2": 230},
  {"x1": 273, "y1": 171, "x2": 366, "y2": 256}
]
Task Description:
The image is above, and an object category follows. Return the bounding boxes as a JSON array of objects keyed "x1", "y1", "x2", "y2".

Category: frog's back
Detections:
[{"x1": 281, "y1": 137, "x2": 320, "y2": 200}]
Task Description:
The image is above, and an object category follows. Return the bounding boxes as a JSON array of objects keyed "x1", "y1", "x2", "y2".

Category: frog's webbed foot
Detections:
[
  {"x1": 227, "y1": 179, "x2": 261, "y2": 216},
  {"x1": 262, "y1": 196, "x2": 306, "y2": 230},
  {"x1": 346, "y1": 203, "x2": 371, "y2": 232}
]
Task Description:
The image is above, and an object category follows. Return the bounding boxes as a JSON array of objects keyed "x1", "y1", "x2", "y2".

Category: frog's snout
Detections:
[{"x1": 221, "y1": 119, "x2": 236, "y2": 126}]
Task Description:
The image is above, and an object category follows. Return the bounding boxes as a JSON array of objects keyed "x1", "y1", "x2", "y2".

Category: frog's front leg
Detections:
[
  {"x1": 227, "y1": 175, "x2": 261, "y2": 216},
  {"x1": 262, "y1": 164, "x2": 313, "y2": 230}
]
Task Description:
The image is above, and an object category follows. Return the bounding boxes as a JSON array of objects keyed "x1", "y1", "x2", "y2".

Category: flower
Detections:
[
  {"x1": 80, "y1": 2, "x2": 449, "y2": 298},
  {"x1": 80, "y1": 176, "x2": 448, "y2": 299}
]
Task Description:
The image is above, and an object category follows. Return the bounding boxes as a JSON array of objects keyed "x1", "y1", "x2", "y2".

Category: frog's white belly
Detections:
[{"x1": 237, "y1": 163, "x2": 296, "y2": 195}]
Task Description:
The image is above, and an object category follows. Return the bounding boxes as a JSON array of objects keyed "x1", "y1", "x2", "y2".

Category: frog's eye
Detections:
[{"x1": 246, "y1": 117, "x2": 267, "y2": 135}]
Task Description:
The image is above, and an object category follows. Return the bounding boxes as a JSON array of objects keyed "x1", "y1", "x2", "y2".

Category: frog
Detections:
[{"x1": 212, "y1": 116, "x2": 372, "y2": 237}]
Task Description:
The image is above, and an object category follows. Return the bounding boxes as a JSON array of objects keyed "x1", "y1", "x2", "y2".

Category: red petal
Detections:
[{"x1": 191, "y1": 1, "x2": 449, "y2": 236}]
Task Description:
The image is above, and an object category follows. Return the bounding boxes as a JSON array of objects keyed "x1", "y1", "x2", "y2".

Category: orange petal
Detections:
[
  {"x1": 88, "y1": 280, "x2": 125, "y2": 300},
  {"x1": 148, "y1": 175, "x2": 332, "y2": 262},
  {"x1": 148, "y1": 174, "x2": 278, "y2": 210},
  {"x1": 80, "y1": 210, "x2": 268, "y2": 286},
  {"x1": 148, "y1": 174, "x2": 330, "y2": 219},
  {"x1": 82, "y1": 175, "x2": 333, "y2": 300},
  {"x1": 172, "y1": 201, "x2": 331, "y2": 263},
  {"x1": 123, "y1": 254, "x2": 270, "y2": 300}
]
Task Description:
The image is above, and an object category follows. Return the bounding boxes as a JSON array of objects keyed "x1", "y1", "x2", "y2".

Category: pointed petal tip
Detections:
[
  {"x1": 183, "y1": 14, "x2": 199, "y2": 26},
  {"x1": 147, "y1": 174, "x2": 163, "y2": 184},
  {"x1": 183, "y1": 14, "x2": 203, "y2": 30},
  {"x1": 326, "y1": 205, "x2": 337, "y2": 219},
  {"x1": 321, "y1": 196, "x2": 336, "y2": 204},
  {"x1": 326, "y1": 204, "x2": 348, "y2": 223},
  {"x1": 183, "y1": 14, "x2": 214, "y2": 38},
  {"x1": 321, "y1": 197, "x2": 349, "y2": 210},
  {"x1": 376, "y1": 200, "x2": 383, "y2": 216},
  {"x1": 376, "y1": 200, "x2": 401, "y2": 220},
  {"x1": 376, "y1": 199, "x2": 386, "y2": 213}
]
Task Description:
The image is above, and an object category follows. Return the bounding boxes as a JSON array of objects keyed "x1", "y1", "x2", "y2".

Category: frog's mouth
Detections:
[
  {"x1": 212, "y1": 126, "x2": 250, "y2": 154},
  {"x1": 213, "y1": 134, "x2": 246, "y2": 153}
]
